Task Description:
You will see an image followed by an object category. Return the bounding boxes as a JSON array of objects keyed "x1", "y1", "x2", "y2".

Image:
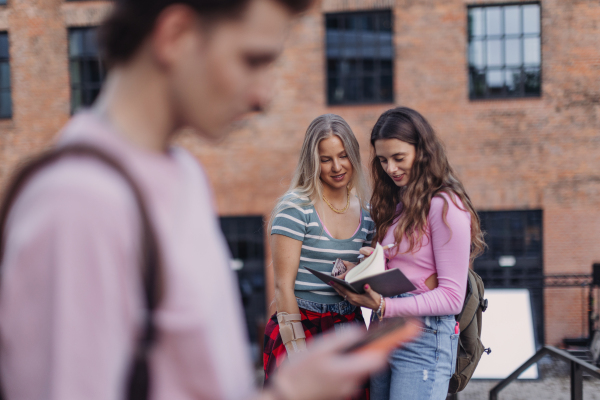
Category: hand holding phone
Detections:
[
  {"x1": 331, "y1": 258, "x2": 347, "y2": 277},
  {"x1": 268, "y1": 327, "x2": 389, "y2": 400},
  {"x1": 342, "y1": 317, "x2": 420, "y2": 355}
]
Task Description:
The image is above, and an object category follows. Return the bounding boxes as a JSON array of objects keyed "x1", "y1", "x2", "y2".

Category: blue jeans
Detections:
[
  {"x1": 295, "y1": 297, "x2": 356, "y2": 315},
  {"x1": 370, "y1": 295, "x2": 459, "y2": 400}
]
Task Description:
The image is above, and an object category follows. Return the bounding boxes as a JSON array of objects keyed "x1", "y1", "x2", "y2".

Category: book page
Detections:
[{"x1": 345, "y1": 242, "x2": 386, "y2": 283}]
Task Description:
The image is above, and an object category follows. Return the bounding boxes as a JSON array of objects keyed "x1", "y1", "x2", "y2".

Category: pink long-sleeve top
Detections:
[
  {"x1": 0, "y1": 112, "x2": 255, "y2": 400},
  {"x1": 382, "y1": 194, "x2": 471, "y2": 318}
]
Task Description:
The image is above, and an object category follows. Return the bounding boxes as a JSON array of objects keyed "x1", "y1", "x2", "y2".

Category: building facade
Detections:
[{"x1": 0, "y1": 0, "x2": 599, "y2": 352}]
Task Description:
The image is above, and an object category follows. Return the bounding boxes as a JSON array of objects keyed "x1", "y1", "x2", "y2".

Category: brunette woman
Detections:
[
  {"x1": 263, "y1": 114, "x2": 375, "y2": 395},
  {"x1": 333, "y1": 107, "x2": 485, "y2": 400}
]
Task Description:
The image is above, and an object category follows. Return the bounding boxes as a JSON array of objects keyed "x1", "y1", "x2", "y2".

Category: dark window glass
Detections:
[
  {"x1": 219, "y1": 216, "x2": 265, "y2": 363},
  {"x1": 477, "y1": 210, "x2": 543, "y2": 260},
  {"x1": 326, "y1": 10, "x2": 394, "y2": 105},
  {"x1": 473, "y1": 209, "x2": 544, "y2": 345},
  {"x1": 0, "y1": 32, "x2": 11, "y2": 119},
  {"x1": 468, "y1": 3, "x2": 541, "y2": 99},
  {"x1": 0, "y1": 0, "x2": 6, "y2": 5},
  {"x1": 68, "y1": 27, "x2": 105, "y2": 113}
]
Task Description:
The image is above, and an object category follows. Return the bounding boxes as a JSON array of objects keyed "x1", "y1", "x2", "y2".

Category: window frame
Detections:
[
  {"x1": 68, "y1": 26, "x2": 105, "y2": 114},
  {"x1": 0, "y1": 31, "x2": 12, "y2": 119},
  {"x1": 467, "y1": 1, "x2": 542, "y2": 100},
  {"x1": 473, "y1": 209, "x2": 544, "y2": 346},
  {"x1": 325, "y1": 9, "x2": 395, "y2": 106},
  {"x1": 219, "y1": 216, "x2": 266, "y2": 360}
]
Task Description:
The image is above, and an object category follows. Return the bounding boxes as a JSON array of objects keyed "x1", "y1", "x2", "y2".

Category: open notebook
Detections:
[{"x1": 305, "y1": 243, "x2": 416, "y2": 297}]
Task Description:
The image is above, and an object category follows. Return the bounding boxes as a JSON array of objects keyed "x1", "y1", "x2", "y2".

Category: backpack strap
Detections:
[
  {"x1": 0, "y1": 143, "x2": 162, "y2": 400},
  {"x1": 455, "y1": 271, "x2": 474, "y2": 322}
]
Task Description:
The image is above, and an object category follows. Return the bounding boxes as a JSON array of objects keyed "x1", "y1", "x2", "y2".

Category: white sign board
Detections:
[
  {"x1": 473, "y1": 288, "x2": 539, "y2": 379},
  {"x1": 362, "y1": 307, "x2": 372, "y2": 329}
]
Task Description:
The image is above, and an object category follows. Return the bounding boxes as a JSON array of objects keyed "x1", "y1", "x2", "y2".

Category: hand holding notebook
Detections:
[
  {"x1": 356, "y1": 242, "x2": 396, "y2": 260},
  {"x1": 305, "y1": 243, "x2": 416, "y2": 298}
]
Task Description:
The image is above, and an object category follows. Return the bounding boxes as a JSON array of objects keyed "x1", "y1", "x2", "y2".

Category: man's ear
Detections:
[{"x1": 149, "y1": 4, "x2": 206, "y2": 68}]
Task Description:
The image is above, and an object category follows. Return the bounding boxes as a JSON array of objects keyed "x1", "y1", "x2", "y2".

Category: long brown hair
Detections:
[{"x1": 369, "y1": 107, "x2": 485, "y2": 261}]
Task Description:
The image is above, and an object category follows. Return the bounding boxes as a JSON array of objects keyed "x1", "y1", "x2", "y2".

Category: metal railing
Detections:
[{"x1": 489, "y1": 346, "x2": 600, "y2": 400}]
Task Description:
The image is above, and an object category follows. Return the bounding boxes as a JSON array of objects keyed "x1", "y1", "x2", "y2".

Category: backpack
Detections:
[
  {"x1": 448, "y1": 268, "x2": 491, "y2": 394},
  {"x1": 0, "y1": 144, "x2": 162, "y2": 400}
]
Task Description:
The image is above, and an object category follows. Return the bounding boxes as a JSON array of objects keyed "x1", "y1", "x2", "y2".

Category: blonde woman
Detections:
[{"x1": 263, "y1": 115, "x2": 374, "y2": 397}]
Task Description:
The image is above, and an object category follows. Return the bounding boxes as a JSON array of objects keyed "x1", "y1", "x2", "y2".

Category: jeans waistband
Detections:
[
  {"x1": 296, "y1": 297, "x2": 357, "y2": 315},
  {"x1": 392, "y1": 293, "x2": 416, "y2": 299}
]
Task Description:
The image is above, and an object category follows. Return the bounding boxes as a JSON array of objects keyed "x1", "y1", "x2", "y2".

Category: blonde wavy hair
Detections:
[{"x1": 269, "y1": 114, "x2": 370, "y2": 233}]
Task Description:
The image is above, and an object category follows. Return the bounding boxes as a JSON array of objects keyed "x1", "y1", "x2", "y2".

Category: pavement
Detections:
[
  {"x1": 459, "y1": 378, "x2": 600, "y2": 400},
  {"x1": 458, "y1": 355, "x2": 600, "y2": 400},
  {"x1": 256, "y1": 354, "x2": 600, "y2": 399}
]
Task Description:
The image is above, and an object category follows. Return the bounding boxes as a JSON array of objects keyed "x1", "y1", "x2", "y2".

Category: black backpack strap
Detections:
[{"x1": 0, "y1": 143, "x2": 162, "y2": 400}]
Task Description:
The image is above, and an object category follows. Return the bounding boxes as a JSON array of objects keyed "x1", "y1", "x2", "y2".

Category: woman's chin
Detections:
[
  {"x1": 390, "y1": 176, "x2": 409, "y2": 187},
  {"x1": 323, "y1": 178, "x2": 351, "y2": 191}
]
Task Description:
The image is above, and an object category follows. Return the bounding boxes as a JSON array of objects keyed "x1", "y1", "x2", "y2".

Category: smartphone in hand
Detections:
[
  {"x1": 342, "y1": 317, "x2": 420, "y2": 355},
  {"x1": 331, "y1": 258, "x2": 347, "y2": 277}
]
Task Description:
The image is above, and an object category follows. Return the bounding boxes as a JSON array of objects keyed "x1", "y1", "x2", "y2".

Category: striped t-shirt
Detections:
[{"x1": 271, "y1": 192, "x2": 375, "y2": 304}]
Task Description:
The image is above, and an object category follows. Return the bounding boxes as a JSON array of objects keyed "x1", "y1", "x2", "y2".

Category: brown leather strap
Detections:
[{"x1": 0, "y1": 143, "x2": 163, "y2": 400}]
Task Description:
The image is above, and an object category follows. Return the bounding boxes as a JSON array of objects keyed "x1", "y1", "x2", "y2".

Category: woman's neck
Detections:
[{"x1": 321, "y1": 183, "x2": 348, "y2": 204}]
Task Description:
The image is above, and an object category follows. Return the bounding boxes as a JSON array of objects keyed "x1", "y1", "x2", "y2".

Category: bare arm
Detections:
[{"x1": 271, "y1": 233, "x2": 306, "y2": 354}]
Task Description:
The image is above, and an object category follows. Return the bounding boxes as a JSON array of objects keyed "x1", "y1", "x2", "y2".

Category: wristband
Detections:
[
  {"x1": 375, "y1": 295, "x2": 385, "y2": 321},
  {"x1": 277, "y1": 312, "x2": 307, "y2": 353}
]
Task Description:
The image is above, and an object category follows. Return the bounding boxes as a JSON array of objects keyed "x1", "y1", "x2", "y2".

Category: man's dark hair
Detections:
[{"x1": 99, "y1": 0, "x2": 313, "y2": 67}]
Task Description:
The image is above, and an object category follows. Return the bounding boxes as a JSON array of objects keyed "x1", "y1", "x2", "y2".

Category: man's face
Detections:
[{"x1": 169, "y1": 0, "x2": 292, "y2": 139}]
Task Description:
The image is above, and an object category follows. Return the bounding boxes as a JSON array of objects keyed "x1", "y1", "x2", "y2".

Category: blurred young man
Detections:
[{"x1": 0, "y1": 1, "x2": 388, "y2": 399}]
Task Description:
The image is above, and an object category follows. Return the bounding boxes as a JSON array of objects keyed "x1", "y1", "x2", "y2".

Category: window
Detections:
[
  {"x1": 68, "y1": 27, "x2": 105, "y2": 113},
  {"x1": 326, "y1": 10, "x2": 394, "y2": 105},
  {"x1": 474, "y1": 210, "x2": 544, "y2": 344},
  {"x1": 0, "y1": 32, "x2": 11, "y2": 119},
  {"x1": 0, "y1": 1, "x2": 6, "y2": 5},
  {"x1": 477, "y1": 210, "x2": 542, "y2": 263},
  {"x1": 219, "y1": 216, "x2": 265, "y2": 362},
  {"x1": 468, "y1": 3, "x2": 541, "y2": 99}
]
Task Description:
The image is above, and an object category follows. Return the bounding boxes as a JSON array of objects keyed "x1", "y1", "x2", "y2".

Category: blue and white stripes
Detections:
[{"x1": 271, "y1": 193, "x2": 376, "y2": 304}]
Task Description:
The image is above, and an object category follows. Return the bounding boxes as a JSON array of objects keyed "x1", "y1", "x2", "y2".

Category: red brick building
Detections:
[{"x1": 0, "y1": 0, "x2": 599, "y2": 350}]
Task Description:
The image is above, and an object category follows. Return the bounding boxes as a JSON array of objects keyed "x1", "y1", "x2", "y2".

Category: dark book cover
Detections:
[{"x1": 304, "y1": 267, "x2": 416, "y2": 298}]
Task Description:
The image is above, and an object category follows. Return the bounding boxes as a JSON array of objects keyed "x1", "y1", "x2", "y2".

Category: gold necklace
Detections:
[{"x1": 322, "y1": 189, "x2": 350, "y2": 214}]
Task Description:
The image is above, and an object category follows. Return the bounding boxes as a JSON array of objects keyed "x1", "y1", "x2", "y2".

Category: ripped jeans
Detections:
[{"x1": 370, "y1": 294, "x2": 459, "y2": 400}]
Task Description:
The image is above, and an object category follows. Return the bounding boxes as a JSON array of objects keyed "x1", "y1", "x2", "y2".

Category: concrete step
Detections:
[{"x1": 565, "y1": 349, "x2": 596, "y2": 377}]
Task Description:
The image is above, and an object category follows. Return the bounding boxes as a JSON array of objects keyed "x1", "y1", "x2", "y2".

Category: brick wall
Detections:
[
  {"x1": 0, "y1": 0, "x2": 112, "y2": 178},
  {"x1": 0, "y1": 0, "x2": 598, "y2": 345}
]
